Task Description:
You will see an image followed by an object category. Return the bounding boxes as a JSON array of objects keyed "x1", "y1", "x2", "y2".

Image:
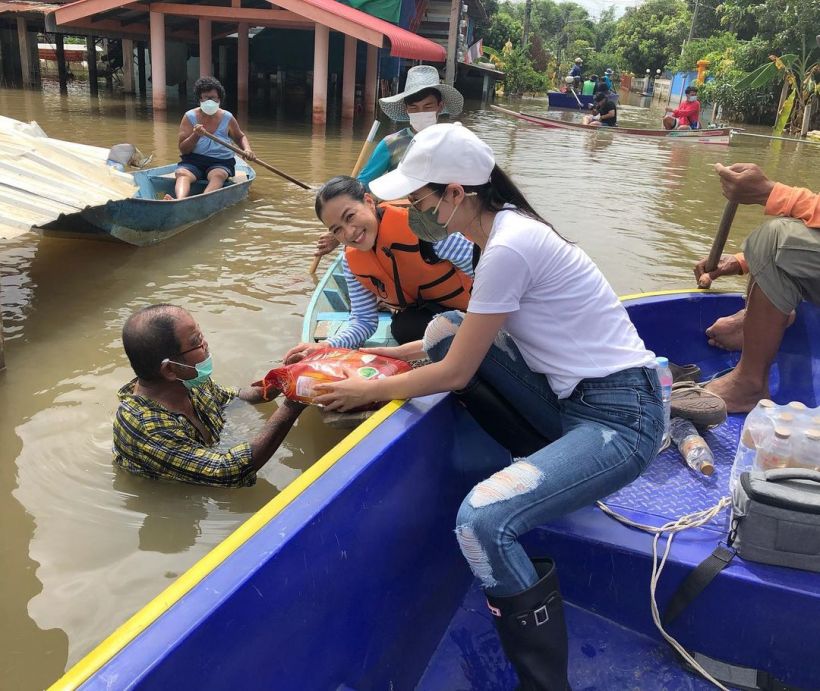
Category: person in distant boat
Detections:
[
  {"x1": 602, "y1": 68, "x2": 614, "y2": 91},
  {"x1": 313, "y1": 124, "x2": 663, "y2": 689},
  {"x1": 663, "y1": 85, "x2": 701, "y2": 130},
  {"x1": 167, "y1": 76, "x2": 255, "y2": 200},
  {"x1": 569, "y1": 57, "x2": 583, "y2": 89},
  {"x1": 581, "y1": 74, "x2": 597, "y2": 96},
  {"x1": 313, "y1": 65, "x2": 464, "y2": 259},
  {"x1": 286, "y1": 175, "x2": 475, "y2": 364},
  {"x1": 113, "y1": 304, "x2": 305, "y2": 487},
  {"x1": 692, "y1": 163, "x2": 819, "y2": 412},
  {"x1": 583, "y1": 90, "x2": 617, "y2": 127}
]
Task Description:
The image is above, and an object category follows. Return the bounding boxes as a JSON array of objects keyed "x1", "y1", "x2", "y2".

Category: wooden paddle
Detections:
[
  {"x1": 570, "y1": 87, "x2": 584, "y2": 110},
  {"x1": 698, "y1": 201, "x2": 739, "y2": 288},
  {"x1": 197, "y1": 129, "x2": 312, "y2": 190},
  {"x1": 309, "y1": 120, "x2": 381, "y2": 275}
]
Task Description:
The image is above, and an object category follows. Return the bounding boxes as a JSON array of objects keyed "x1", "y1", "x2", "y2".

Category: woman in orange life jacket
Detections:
[{"x1": 283, "y1": 176, "x2": 475, "y2": 364}]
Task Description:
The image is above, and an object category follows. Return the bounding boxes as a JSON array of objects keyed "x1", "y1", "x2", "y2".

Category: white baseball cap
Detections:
[{"x1": 369, "y1": 123, "x2": 495, "y2": 201}]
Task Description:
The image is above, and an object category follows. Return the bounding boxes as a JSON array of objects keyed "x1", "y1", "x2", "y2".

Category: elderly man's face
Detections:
[{"x1": 172, "y1": 311, "x2": 209, "y2": 366}]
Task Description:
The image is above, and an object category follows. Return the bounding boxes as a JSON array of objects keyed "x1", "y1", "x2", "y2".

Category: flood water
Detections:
[{"x1": 0, "y1": 82, "x2": 817, "y2": 689}]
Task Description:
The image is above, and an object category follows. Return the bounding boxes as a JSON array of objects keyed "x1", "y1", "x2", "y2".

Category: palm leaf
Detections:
[
  {"x1": 734, "y1": 61, "x2": 777, "y2": 89},
  {"x1": 773, "y1": 89, "x2": 795, "y2": 136}
]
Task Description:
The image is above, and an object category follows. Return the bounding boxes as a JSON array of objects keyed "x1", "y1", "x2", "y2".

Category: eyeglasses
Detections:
[
  {"x1": 175, "y1": 340, "x2": 207, "y2": 357},
  {"x1": 407, "y1": 189, "x2": 438, "y2": 210}
]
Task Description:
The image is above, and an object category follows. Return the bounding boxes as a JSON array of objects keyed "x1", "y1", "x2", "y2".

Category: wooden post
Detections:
[
  {"x1": 342, "y1": 35, "x2": 356, "y2": 119},
  {"x1": 312, "y1": 24, "x2": 329, "y2": 124},
  {"x1": 218, "y1": 44, "x2": 227, "y2": 83},
  {"x1": 444, "y1": 0, "x2": 460, "y2": 86},
  {"x1": 55, "y1": 33, "x2": 68, "y2": 93},
  {"x1": 122, "y1": 38, "x2": 134, "y2": 92},
  {"x1": 364, "y1": 44, "x2": 377, "y2": 115},
  {"x1": 199, "y1": 19, "x2": 212, "y2": 77},
  {"x1": 0, "y1": 314, "x2": 5, "y2": 373},
  {"x1": 86, "y1": 36, "x2": 98, "y2": 95},
  {"x1": 137, "y1": 41, "x2": 147, "y2": 95},
  {"x1": 16, "y1": 17, "x2": 32, "y2": 86},
  {"x1": 237, "y1": 22, "x2": 249, "y2": 103},
  {"x1": 149, "y1": 11, "x2": 166, "y2": 110}
]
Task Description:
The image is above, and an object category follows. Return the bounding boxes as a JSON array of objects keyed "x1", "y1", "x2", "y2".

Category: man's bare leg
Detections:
[
  {"x1": 203, "y1": 168, "x2": 229, "y2": 194},
  {"x1": 705, "y1": 283, "x2": 791, "y2": 413},
  {"x1": 171, "y1": 168, "x2": 196, "y2": 200}
]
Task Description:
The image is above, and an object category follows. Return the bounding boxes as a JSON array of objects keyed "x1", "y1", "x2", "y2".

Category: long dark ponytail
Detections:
[{"x1": 428, "y1": 165, "x2": 570, "y2": 242}]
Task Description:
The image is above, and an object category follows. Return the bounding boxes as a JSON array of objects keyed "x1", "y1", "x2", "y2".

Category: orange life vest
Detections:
[{"x1": 345, "y1": 204, "x2": 473, "y2": 311}]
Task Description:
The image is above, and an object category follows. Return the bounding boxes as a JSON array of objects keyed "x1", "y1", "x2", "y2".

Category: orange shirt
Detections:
[{"x1": 765, "y1": 182, "x2": 820, "y2": 228}]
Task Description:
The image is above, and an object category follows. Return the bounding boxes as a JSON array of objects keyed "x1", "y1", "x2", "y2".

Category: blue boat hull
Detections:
[
  {"x1": 39, "y1": 160, "x2": 255, "y2": 246},
  {"x1": 56, "y1": 292, "x2": 820, "y2": 690}
]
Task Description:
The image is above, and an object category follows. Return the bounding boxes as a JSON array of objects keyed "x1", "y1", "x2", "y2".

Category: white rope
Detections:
[{"x1": 597, "y1": 497, "x2": 732, "y2": 690}]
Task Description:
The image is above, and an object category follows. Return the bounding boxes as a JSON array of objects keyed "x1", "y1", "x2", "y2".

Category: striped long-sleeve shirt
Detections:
[{"x1": 327, "y1": 232, "x2": 475, "y2": 349}]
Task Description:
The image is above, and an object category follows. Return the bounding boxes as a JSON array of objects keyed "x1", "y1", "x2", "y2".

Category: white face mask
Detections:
[
  {"x1": 200, "y1": 99, "x2": 219, "y2": 116},
  {"x1": 687, "y1": 95, "x2": 697, "y2": 102},
  {"x1": 408, "y1": 111, "x2": 438, "y2": 132}
]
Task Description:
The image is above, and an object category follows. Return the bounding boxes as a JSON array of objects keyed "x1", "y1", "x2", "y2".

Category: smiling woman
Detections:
[{"x1": 282, "y1": 175, "x2": 476, "y2": 364}]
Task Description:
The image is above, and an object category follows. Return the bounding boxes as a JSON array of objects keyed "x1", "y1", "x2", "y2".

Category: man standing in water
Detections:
[
  {"x1": 168, "y1": 76, "x2": 255, "y2": 200},
  {"x1": 113, "y1": 304, "x2": 305, "y2": 487}
]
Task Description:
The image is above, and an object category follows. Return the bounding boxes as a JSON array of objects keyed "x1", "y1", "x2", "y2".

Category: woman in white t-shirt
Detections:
[{"x1": 314, "y1": 123, "x2": 664, "y2": 688}]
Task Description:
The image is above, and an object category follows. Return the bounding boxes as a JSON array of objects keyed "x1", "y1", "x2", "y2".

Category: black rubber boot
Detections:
[
  {"x1": 454, "y1": 376, "x2": 551, "y2": 457},
  {"x1": 486, "y1": 558, "x2": 571, "y2": 691}
]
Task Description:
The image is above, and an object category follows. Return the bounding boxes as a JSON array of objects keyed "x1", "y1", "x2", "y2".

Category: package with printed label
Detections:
[{"x1": 254, "y1": 348, "x2": 412, "y2": 408}]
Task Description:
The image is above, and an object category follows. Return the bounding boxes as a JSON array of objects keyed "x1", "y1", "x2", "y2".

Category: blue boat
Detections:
[
  {"x1": 39, "y1": 159, "x2": 255, "y2": 246},
  {"x1": 52, "y1": 291, "x2": 820, "y2": 690},
  {"x1": 547, "y1": 90, "x2": 619, "y2": 110}
]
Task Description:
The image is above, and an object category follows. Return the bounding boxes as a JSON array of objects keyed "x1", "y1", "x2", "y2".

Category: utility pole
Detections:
[
  {"x1": 687, "y1": 0, "x2": 699, "y2": 42},
  {"x1": 522, "y1": 0, "x2": 532, "y2": 49}
]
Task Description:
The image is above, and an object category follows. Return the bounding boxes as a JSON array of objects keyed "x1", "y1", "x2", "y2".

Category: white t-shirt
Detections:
[{"x1": 468, "y1": 209, "x2": 655, "y2": 398}]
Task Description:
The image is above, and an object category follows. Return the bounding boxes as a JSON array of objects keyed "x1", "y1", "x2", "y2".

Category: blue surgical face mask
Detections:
[
  {"x1": 200, "y1": 99, "x2": 219, "y2": 116},
  {"x1": 165, "y1": 354, "x2": 213, "y2": 390}
]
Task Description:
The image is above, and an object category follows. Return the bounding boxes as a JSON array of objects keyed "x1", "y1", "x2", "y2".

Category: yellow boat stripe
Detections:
[
  {"x1": 49, "y1": 399, "x2": 406, "y2": 691},
  {"x1": 619, "y1": 288, "x2": 735, "y2": 302}
]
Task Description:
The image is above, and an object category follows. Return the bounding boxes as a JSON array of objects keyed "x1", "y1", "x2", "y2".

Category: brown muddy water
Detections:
[{"x1": 0, "y1": 82, "x2": 817, "y2": 689}]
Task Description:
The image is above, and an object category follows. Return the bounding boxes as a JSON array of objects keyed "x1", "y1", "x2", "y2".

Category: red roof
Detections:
[{"x1": 301, "y1": 0, "x2": 446, "y2": 61}]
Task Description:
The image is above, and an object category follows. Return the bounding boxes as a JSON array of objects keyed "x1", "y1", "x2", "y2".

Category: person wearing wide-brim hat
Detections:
[{"x1": 314, "y1": 65, "x2": 464, "y2": 259}]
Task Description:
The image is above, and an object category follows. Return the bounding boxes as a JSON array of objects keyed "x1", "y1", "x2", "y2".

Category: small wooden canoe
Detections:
[
  {"x1": 492, "y1": 104, "x2": 734, "y2": 144},
  {"x1": 302, "y1": 251, "x2": 397, "y2": 347},
  {"x1": 39, "y1": 158, "x2": 255, "y2": 246}
]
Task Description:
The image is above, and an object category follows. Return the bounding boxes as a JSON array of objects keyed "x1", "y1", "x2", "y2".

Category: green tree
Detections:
[
  {"x1": 611, "y1": 0, "x2": 691, "y2": 73},
  {"x1": 482, "y1": 10, "x2": 523, "y2": 50},
  {"x1": 718, "y1": 0, "x2": 820, "y2": 54}
]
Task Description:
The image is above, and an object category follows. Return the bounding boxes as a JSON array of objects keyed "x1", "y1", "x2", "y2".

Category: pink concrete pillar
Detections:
[
  {"x1": 342, "y1": 35, "x2": 356, "y2": 119},
  {"x1": 237, "y1": 22, "x2": 249, "y2": 103},
  {"x1": 312, "y1": 24, "x2": 329, "y2": 124},
  {"x1": 149, "y1": 11, "x2": 167, "y2": 110},
  {"x1": 199, "y1": 19, "x2": 212, "y2": 77},
  {"x1": 16, "y1": 18, "x2": 32, "y2": 86},
  {"x1": 364, "y1": 44, "x2": 378, "y2": 115}
]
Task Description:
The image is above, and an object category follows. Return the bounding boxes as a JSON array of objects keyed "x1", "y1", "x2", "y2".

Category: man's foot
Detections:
[
  {"x1": 705, "y1": 309, "x2": 745, "y2": 350},
  {"x1": 705, "y1": 370, "x2": 768, "y2": 414},
  {"x1": 163, "y1": 193, "x2": 174, "y2": 201}
]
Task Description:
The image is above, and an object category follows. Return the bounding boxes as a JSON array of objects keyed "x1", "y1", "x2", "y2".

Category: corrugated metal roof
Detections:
[{"x1": 0, "y1": 117, "x2": 137, "y2": 240}]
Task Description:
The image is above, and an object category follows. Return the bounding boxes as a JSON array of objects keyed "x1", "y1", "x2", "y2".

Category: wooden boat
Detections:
[
  {"x1": 547, "y1": 90, "x2": 618, "y2": 110},
  {"x1": 302, "y1": 251, "x2": 397, "y2": 347},
  {"x1": 51, "y1": 292, "x2": 820, "y2": 690},
  {"x1": 492, "y1": 104, "x2": 735, "y2": 144},
  {"x1": 38, "y1": 159, "x2": 255, "y2": 246}
]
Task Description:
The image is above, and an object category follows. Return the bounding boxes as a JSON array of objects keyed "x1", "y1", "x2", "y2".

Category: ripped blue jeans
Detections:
[{"x1": 423, "y1": 311, "x2": 664, "y2": 597}]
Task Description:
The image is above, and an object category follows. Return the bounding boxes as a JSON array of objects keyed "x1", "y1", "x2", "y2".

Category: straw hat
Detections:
[{"x1": 378, "y1": 65, "x2": 464, "y2": 122}]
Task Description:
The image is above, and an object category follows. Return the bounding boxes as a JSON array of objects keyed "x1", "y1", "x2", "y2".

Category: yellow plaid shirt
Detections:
[{"x1": 113, "y1": 378, "x2": 256, "y2": 487}]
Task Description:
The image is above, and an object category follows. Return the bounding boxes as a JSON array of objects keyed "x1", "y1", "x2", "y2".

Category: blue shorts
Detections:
[{"x1": 178, "y1": 153, "x2": 235, "y2": 180}]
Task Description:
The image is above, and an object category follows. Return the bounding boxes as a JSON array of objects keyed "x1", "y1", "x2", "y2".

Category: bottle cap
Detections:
[
  {"x1": 812, "y1": 416, "x2": 820, "y2": 426},
  {"x1": 774, "y1": 427, "x2": 791, "y2": 439},
  {"x1": 655, "y1": 356, "x2": 669, "y2": 368},
  {"x1": 787, "y1": 401, "x2": 807, "y2": 410},
  {"x1": 759, "y1": 399, "x2": 776, "y2": 408},
  {"x1": 700, "y1": 462, "x2": 714, "y2": 476},
  {"x1": 778, "y1": 413, "x2": 795, "y2": 424},
  {"x1": 805, "y1": 429, "x2": 820, "y2": 442}
]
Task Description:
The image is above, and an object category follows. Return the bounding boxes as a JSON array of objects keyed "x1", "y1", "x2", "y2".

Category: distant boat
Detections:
[
  {"x1": 39, "y1": 159, "x2": 256, "y2": 246},
  {"x1": 547, "y1": 90, "x2": 618, "y2": 110},
  {"x1": 492, "y1": 105, "x2": 735, "y2": 144}
]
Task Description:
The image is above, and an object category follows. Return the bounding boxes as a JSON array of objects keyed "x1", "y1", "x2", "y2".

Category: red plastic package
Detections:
[{"x1": 254, "y1": 348, "x2": 412, "y2": 407}]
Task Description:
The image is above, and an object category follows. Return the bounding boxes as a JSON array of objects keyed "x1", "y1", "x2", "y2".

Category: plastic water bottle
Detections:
[
  {"x1": 731, "y1": 399, "x2": 777, "y2": 494},
  {"x1": 795, "y1": 429, "x2": 820, "y2": 470},
  {"x1": 655, "y1": 357, "x2": 673, "y2": 448},
  {"x1": 755, "y1": 427, "x2": 793, "y2": 471},
  {"x1": 670, "y1": 417, "x2": 715, "y2": 475}
]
